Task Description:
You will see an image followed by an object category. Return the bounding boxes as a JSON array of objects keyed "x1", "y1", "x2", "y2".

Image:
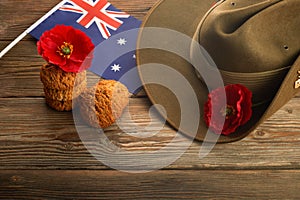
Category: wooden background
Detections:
[{"x1": 1, "y1": 0, "x2": 300, "y2": 199}]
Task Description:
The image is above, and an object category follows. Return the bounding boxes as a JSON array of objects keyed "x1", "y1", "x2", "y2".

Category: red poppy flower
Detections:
[
  {"x1": 204, "y1": 84, "x2": 252, "y2": 135},
  {"x1": 37, "y1": 25, "x2": 94, "y2": 73}
]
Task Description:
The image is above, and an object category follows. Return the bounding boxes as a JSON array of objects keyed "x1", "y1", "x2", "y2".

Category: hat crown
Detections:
[{"x1": 199, "y1": 0, "x2": 300, "y2": 73}]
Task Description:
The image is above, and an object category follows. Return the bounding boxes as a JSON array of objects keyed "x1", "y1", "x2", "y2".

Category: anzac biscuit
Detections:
[
  {"x1": 43, "y1": 81, "x2": 87, "y2": 101},
  {"x1": 40, "y1": 63, "x2": 86, "y2": 90},
  {"x1": 79, "y1": 80, "x2": 129, "y2": 128}
]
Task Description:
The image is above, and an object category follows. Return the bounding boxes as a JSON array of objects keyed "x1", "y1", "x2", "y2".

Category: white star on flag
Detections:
[
  {"x1": 111, "y1": 64, "x2": 121, "y2": 72},
  {"x1": 133, "y1": 54, "x2": 136, "y2": 59},
  {"x1": 117, "y1": 38, "x2": 127, "y2": 45}
]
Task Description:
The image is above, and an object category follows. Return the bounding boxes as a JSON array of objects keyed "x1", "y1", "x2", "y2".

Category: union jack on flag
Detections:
[
  {"x1": 29, "y1": 0, "x2": 142, "y2": 93},
  {"x1": 59, "y1": 0, "x2": 130, "y2": 39},
  {"x1": 30, "y1": 0, "x2": 141, "y2": 46}
]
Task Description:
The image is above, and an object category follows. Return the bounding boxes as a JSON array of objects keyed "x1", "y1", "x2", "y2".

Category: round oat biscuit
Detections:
[
  {"x1": 45, "y1": 98, "x2": 73, "y2": 112},
  {"x1": 40, "y1": 63, "x2": 86, "y2": 90},
  {"x1": 43, "y1": 81, "x2": 87, "y2": 101},
  {"x1": 79, "y1": 80, "x2": 130, "y2": 128}
]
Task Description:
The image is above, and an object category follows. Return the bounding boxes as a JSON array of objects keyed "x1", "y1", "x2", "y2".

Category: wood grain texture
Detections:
[
  {"x1": 1, "y1": 0, "x2": 300, "y2": 199},
  {"x1": 1, "y1": 97, "x2": 300, "y2": 170},
  {"x1": 1, "y1": 170, "x2": 300, "y2": 199}
]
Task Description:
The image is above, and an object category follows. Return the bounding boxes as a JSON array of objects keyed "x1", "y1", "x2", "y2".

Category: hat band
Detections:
[{"x1": 196, "y1": 66, "x2": 290, "y2": 104}]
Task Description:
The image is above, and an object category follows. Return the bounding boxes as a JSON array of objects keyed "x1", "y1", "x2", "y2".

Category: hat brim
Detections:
[{"x1": 136, "y1": 0, "x2": 300, "y2": 143}]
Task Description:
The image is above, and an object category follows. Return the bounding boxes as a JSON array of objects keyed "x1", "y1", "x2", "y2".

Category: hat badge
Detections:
[{"x1": 294, "y1": 71, "x2": 300, "y2": 89}]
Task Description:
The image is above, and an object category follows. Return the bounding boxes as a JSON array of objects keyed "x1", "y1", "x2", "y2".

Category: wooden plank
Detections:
[
  {"x1": 1, "y1": 0, "x2": 299, "y2": 199},
  {"x1": 1, "y1": 97, "x2": 300, "y2": 170},
  {"x1": 0, "y1": 169, "x2": 299, "y2": 199}
]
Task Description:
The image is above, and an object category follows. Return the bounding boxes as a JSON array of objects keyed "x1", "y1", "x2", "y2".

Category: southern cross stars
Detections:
[
  {"x1": 117, "y1": 38, "x2": 127, "y2": 45},
  {"x1": 111, "y1": 64, "x2": 121, "y2": 72},
  {"x1": 111, "y1": 38, "x2": 136, "y2": 73}
]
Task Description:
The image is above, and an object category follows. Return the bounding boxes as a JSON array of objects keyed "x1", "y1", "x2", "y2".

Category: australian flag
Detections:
[{"x1": 30, "y1": 0, "x2": 142, "y2": 93}]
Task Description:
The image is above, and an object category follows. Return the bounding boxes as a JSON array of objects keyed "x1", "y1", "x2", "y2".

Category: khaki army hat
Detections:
[{"x1": 137, "y1": 0, "x2": 300, "y2": 143}]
